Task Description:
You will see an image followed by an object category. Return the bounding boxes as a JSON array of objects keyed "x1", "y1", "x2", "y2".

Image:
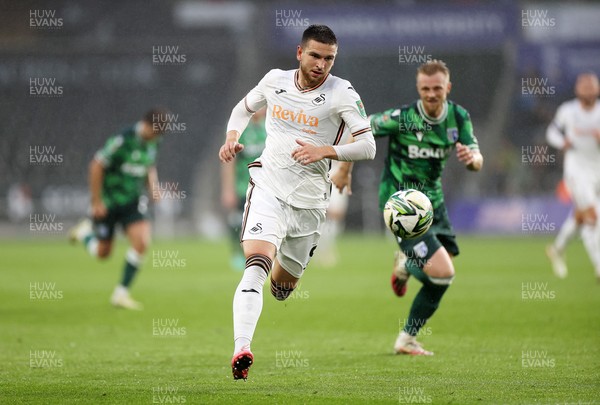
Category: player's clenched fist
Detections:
[
  {"x1": 455, "y1": 142, "x2": 473, "y2": 165},
  {"x1": 219, "y1": 131, "x2": 244, "y2": 163}
]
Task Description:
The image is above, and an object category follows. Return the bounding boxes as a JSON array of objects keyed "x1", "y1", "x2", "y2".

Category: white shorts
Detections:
[
  {"x1": 564, "y1": 156, "x2": 600, "y2": 210},
  {"x1": 241, "y1": 181, "x2": 326, "y2": 278}
]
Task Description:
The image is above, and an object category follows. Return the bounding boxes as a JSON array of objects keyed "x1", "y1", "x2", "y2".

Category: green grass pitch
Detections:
[{"x1": 1, "y1": 235, "x2": 598, "y2": 404}]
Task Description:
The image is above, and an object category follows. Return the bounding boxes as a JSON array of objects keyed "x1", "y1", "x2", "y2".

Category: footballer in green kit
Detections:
[
  {"x1": 336, "y1": 60, "x2": 483, "y2": 355},
  {"x1": 377, "y1": 60, "x2": 483, "y2": 355},
  {"x1": 70, "y1": 109, "x2": 170, "y2": 310}
]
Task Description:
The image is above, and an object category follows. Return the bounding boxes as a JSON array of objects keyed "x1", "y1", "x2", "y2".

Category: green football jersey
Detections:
[
  {"x1": 371, "y1": 100, "x2": 479, "y2": 210},
  {"x1": 235, "y1": 120, "x2": 267, "y2": 197},
  {"x1": 94, "y1": 126, "x2": 159, "y2": 209}
]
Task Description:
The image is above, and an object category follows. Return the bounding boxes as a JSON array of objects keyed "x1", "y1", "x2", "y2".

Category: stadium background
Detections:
[
  {"x1": 2, "y1": 2, "x2": 600, "y2": 404},
  {"x1": 2, "y1": 0, "x2": 599, "y2": 239}
]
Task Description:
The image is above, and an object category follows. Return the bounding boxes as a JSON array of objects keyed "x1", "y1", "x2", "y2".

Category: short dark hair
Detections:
[
  {"x1": 301, "y1": 25, "x2": 337, "y2": 47},
  {"x1": 143, "y1": 107, "x2": 171, "y2": 134}
]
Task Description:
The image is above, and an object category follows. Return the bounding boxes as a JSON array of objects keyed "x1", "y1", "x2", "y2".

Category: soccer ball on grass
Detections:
[{"x1": 383, "y1": 189, "x2": 433, "y2": 239}]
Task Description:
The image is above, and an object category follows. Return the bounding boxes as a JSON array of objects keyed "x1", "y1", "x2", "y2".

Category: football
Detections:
[{"x1": 383, "y1": 189, "x2": 434, "y2": 239}]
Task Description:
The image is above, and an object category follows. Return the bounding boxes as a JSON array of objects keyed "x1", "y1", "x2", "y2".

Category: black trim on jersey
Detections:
[
  {"x1": 244, "y1": 97, "x2": 256, "y2": 114},
  {"x1": 351, "y1": 127, "x2": 371, "y2": 137},
  {"x1": 247, "y1": 161, "x2": 262, "y2": 169},
  {"x1": 333, "y1": 121, "x2": 346, "y2": 145},
  {"x1": 239, "y1": 178, "x2": 255, "y2": 243}
]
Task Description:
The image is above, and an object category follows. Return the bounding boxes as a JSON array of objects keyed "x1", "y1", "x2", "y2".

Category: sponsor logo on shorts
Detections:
[
  {"x1": 96, "y1": 224, "x2": 110, "y2": 238},
  {"x1": 249, "y1": 223, "x2": 263, "y2": 235},
  {"x1": 413, "y1": 241, "x2": 428, "y2": 258}
]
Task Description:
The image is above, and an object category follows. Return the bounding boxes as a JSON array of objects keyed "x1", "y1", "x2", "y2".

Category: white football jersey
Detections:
[
  {"x1": 548, "y1": 99, "x2": 600, "y2": 167},
  {"x1": 243, "y1": 69, "x2": 372, "y2": 209}
]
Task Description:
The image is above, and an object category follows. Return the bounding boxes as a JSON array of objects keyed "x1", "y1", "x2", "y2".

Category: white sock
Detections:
[
  {"x1": 554, "y1": 214, "x2": 579, "y2": 253},
  {"x1": 581, "y1": 224, "x2": 600, "y2": 269},
  {"x1": 233, "y1": 255, "x2": 271, "y2": 354},
  {"x1": 87, "y1": 238, "x2": 99, "y2": 257}
]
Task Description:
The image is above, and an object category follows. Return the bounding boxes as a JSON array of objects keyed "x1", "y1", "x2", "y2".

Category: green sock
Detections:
[
  {"x1": 120, "y1": 248, "x2": 142, "y2": 288},
  {"x1": 403, "y1": 281, "x2": 448, "y2": 336},
  {"x1": 120, "y1": 261, "x2": 138, "y2": 288},
  {"x1": 403, "y1": 260, "x2": 449, "y2": 336}
]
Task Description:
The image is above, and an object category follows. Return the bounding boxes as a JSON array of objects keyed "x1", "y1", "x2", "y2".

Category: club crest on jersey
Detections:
[
  {"x1": 275, "y1": 89, "x2": 286, "y2": 94},
  {"x1": 415, "y1": 131, "x2": 424, "y2": 142},
  {"x1": 131, "y1": 150, "x2": 141, "y2": 160},
  {"x1": 447, "y1": 127, "x2": 459, "y2": 142},
  {"x1": 413, "y1": 241, "x2": 428, "y2": 258},
  {"x1": 272, "y1": 104, "x2": 319, "y2": 127},
  {"x1": 249, "y1": 223, "x2": 263, "y2": 235},
  {"x1": 312, "y1": 93, "x2": 326, "y2": 106}
]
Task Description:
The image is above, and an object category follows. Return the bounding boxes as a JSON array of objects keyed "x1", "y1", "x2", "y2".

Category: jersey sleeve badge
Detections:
[{"x1": 356, "y1": 100, "x2": 367, "y2": 118}]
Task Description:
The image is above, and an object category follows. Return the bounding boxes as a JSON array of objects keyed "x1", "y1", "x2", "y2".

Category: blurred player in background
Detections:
[
  {"x1": 70, "y1": 108, "x2": 169, "y2": 310},
  {"x1": 219, "y1": 24, "x2": 376, "y2": 380},
  {"x1": 337, "y1": 60, "x2": 482, "y2": 355},
  {"x1": 221, "y1": 108, "x2": 267, "y2": 271},
  {"x1": 546, "y1": 72, "x2": 600, "y2": 280},
  {"x1": 317, "y1": 154, "x2": 350, "y2": 268}
]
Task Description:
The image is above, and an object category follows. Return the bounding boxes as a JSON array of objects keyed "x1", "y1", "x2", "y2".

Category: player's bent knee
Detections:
[
  {"x1": 270, "y1": 278, "x2": 295, "y2": 301},
  {"x1": 134, "y1": 242, "x2": 149, "y2": 255},
  {"x1": 97, "y1": 243, "x2": 112, "y2": 259}
]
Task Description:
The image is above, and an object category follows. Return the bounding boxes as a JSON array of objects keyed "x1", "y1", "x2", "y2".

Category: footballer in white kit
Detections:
[
  {"x1": 546, "y1": 72, "x2": 600, "y2": 279},
  {"x1": 218, "y1": 25, "x2": 375, "y2": 380}
]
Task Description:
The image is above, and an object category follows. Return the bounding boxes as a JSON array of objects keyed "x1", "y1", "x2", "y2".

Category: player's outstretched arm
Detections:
[
  {"x1": 331, "y1": 162, "x2": 353, "y2": 194},
  {"x1": 220, "y1": 152, "x2": 238, "y2": 210},
  {"x1": 147, "y1": 166, "x2": 159, "y2": 202},
  {"x1": 89, "y1": 158, "x2": 107, "y2": 219},
  {"x1": 456, "y1": 142, "x2": 483, "y2": 171}
]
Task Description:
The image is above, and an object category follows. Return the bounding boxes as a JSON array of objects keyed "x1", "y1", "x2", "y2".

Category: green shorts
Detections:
[
  {"x1": 93, "y1": 198, "x2": 148, "y2": 241},
  {"x1": 398, "y1": 203, "x2": 459, "y2": 268}
]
